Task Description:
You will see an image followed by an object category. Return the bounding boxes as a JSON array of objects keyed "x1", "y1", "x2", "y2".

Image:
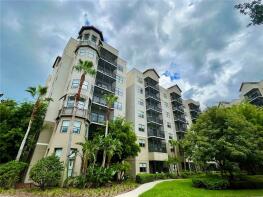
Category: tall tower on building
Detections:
[{"x1": 25, "y1": 26, "x2": 127, "y2": 182}]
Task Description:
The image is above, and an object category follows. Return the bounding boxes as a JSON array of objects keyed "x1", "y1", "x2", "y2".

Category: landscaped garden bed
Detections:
[{"x1": 0, "y1": 180, "x2": 138, "y2": 197}]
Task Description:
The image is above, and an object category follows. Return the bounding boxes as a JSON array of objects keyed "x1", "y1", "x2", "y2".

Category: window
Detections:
[
  {"x1": 78, "y1": 48, "x2": 95, "y2": 58},
  {"x1": 138, "y1": 87, "x2": 143, "y2": 94},
  {"x1": 116, "y1": 75, "x2": 123, "y2": 84},
  {"x1": 167, "y1": 122, "x2": 171, "y2": 128},
  {"x1": 91, "y1": 35, "x2": 97, "y2": 43},
  {"x1": 77, "y1": 98, "x2": 85, "y2": 109},
  {"x1": 138, "y1": 98, "x2": 144, "y2": 106},
  {"x1": 138, "y1": 77, "x2": 143, "y2": 84},
  {"x1": 67, "y1": 96, "x2": 75, "y2": 108},
  {"x1": 61, "y1": 120, "x2": 70, "y2": 133},
  {"x1": 68, "y1": 149, "x2": 76, "y2": 177},
  {"x1": 166, "y1": 112, "x2": 170, "y2": 118},
  {"x1": 54, "y1": 148, "x2": 62, "y2": 158},
  {"x1": 82, "y1": 81, "x2": 88, "y2": 90},
  {"x1": 73, "y1": 121, "x2": 81, "y2": 134},
  {"x1": 138, "y1": 111, "x2": 144, "y2": 118},
  {"x1": 164, "y1": 102, "x2": 168, "y2": 108},
  {"x1": 117, "y1": 65, "x2": 123, "y2": 72},
  {"x1": 71, "y1": 79, "x2": 79, "y2": 89},
  {"x1": 83, "y1": 33, "x2": 90, "y2": 40},
  {"x1": 138, "y1": 124, "x2": 145, "y2": 132},
  {"x1": 114, "y1": 102, "x2": 122, "y2": 110},
  {"x1": 139, "y1": 163, "x2": 147, "y2": 172},
  {"x1": 115, "y1": 87, "x2": 123, "y2": 96},
  {"x1": 139, "y1": 139, "x2": 146, "y2": 147}
]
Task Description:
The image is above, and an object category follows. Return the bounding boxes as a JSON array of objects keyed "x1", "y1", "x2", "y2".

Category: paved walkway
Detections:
[{"x1": 115, "y1": 179, "x2": 173, "y2": 197}]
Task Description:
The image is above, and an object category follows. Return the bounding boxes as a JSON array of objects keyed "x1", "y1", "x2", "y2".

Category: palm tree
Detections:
[
  {"x1": 65, "y1": 59, "x2": 96, "y2": 177},
  {"x1": 77, "y1": 139, "x2": 99, "y2": 175},
  {"x1": 101, "y1": 93, "x2": 118, "y2": 167},
  {"x1": 100, "y1": 135, "x2": 122, "y2": 168},
  {"x1": 169, "y1": 139, "x2": 181, "y2": 175},
  {"x1": 16, "y1": 85, "x2": 50, "y2": 161}
]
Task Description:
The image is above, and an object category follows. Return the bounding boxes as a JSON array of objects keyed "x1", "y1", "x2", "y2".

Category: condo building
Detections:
[
  {"x1": 25, "y1": 26, "x2": 201, "y2": 182},
  {"x1": 25, "y1": 26, "x2": 127, "y2": 182},
  {"x1": 126, "y1": 68, "x2": 201, "y2": 175},
  {"x1": 218, "y1": 80, "x2": 263, "y2": 107}
]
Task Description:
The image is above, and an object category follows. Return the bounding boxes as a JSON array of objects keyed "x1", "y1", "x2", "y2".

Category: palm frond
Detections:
[
  {"x1": 37, "y1": 86, "x2": 48, "y2": 97},
  {"x1": 26, "y1": 86, "x2": 37, "y2": 97}
]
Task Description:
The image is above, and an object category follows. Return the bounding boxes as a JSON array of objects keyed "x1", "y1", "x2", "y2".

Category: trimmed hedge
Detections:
[
  {"x1": 192, "y1": 177, "x2": 229, "y2": 190},
  {"x1": 0, "y1": 161, "x2": 27, "y2": 189},
  {"x1": 136, "y1": 173, "x2": 172, "y2": 184},
  {"x1": 229, "y1": 175, "x2": 263, "y2": 189}
]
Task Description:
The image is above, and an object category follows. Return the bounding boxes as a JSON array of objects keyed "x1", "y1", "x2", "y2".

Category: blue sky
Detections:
[{"x1": 1, "y1": 0, "x2": 263, "y2": 107}]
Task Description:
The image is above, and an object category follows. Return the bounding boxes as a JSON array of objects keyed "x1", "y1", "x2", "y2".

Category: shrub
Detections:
[
  {"x1": 0, "y1": 161, "x2": 27, "y2": 189},
  {"x1": 229, "y1": 175, "x2": 263, "y2": 189},
  {"x1": 166, "y1": 173, "x2": 178, "y2": 179},
  {"x1": 86, "y1": 165, "x2": 116, "y2": 187},
  {"x1": 29, "y1": 155, "x2": 64, "y2": 190},
  {"x1": 155, "y1": 173, "x2": 167, "y2": 180},
  {"x1": 136, "y1": 173, "x2": 156, "y2": 184},
  {"x1": 192, "y1": 177, "x2": 229, "y2": 190},
  {"x1": 180, "y1": 171, "x2": 194, "y2": 178}
]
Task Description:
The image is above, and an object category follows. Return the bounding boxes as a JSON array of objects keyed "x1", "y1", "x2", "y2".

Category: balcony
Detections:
[
  {"x1": 245, "y1": 89, "x2": 263, "y2": 106},
  {"x1": 148, "y1": 128, "x2": 165, "y2": 138},
  {"x1": 174, "y1": 115, "x2": 187, "y2": 123},
  {"x1": 95, "y1": 80, "x2": 115, "y2": 93},
  {"x1": 148, "y1": 138, "x2": 167, "y2": 153},
  {"x1": 100, "y1": 48, "x2": 117, "y2": 67},
  {"x1": 146, "y1": 104, "x2": 162, "y2": 113},
  {"x1": 171, "y1": 97, "x2": 183, "y2": 104},
  {"x1": 145, "y1": 92, "x2": 160, "y2": 101},
  {"x1": 172, "y1": 106, "x2": 184, "y2": 113},
  {"x1": 97, "y1": 65, "x2": 116, "y2": 80},
  {"x1": 147, "y1": 116, "x2": 163, "y2": 125},
  {"x1": 59, "y1": 107, "x2": 89, "y2": 119},
  {"x1": 90, "y1": 112, "x2": 105, "y2": 125},
  {"x1": 79, "y1": 40, "x2": 98, "y2": 51},
  {"x1": 92, "y1": 95, "x2": 107, "y2": 107}
]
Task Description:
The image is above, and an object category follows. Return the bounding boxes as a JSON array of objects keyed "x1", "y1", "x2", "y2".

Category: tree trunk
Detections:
[
  {"x1": 16, "y1": 119, "x2": 33, "y2": 161},
  {"x1": 64, "y1": 74, "x2": 85, "y2": 181},
  {"x1": 16, "y1": 99, "x2": 40, "y2": 161},
  {"x1": 102, "y1": 109, "x2": 110, "y2": 168}
]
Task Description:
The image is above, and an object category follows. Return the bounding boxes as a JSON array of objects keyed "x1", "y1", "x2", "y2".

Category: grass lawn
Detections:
[
  {"x1": 0, "y1": 181, "x2": 138, "y2": 197},
  {"x1": 140, "y1": 179, "x2": 263, "y2": 197}
]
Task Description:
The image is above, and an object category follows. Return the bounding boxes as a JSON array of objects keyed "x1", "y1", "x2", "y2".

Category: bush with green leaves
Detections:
[
  {"x1": 0, "y1": 160, "x2": 27, "y2": 188},
  {"x1": 29, "y1": 155, "x2": 64, "y2": 190},
  {"x1": 229, "y1": 175, "x2": 263, "y2": 189},
  {"x1": 112, "y1": 161, "x2": 130, "y2": 181},
  {"x1": 136, "y1": 173, "x2": 156, "y2": 184},
  {"x1": 86, "y1": 165, "x2": 116, "y2": 187},
  {"x1": 192, "y1": 176, "x2": 229, "y2": 190}
]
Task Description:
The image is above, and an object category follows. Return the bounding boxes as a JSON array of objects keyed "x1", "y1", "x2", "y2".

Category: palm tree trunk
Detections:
[
  {"x1": 64, "y1": 74, "x2": 85, "y2": 180},
  {"x1": 16, "y1": 99, "x2": 40, "y2": 161},
  {"x1": 101, "y1": 110, "x2": 110, "y2": 167},
  {"x1": 16, "y1": 119, "x2": 33, "y2": 161}
]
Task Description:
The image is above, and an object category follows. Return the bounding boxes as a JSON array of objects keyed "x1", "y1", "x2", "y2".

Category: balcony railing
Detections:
[
  {"x1": 145, "y1": 92, "x2": 160, "y2": 101},
  {"x1": 171, "y1": 97, "x2": 183, "y2": 104},
  {"x1": 59, "y1": 107, "x2": 89, "y2": 119},
  {"x1": 174, "y1": 115, "x2": 187, "y2": 123},
  {"x1": 146, "y1": 104, "x2": 162, "y2": 112},
  {"x1": 79, "y1": 40, "x2": 98, "y2": 50},
  {"x1": 147, "y1": 117, "x2": 163, "y2": 124},
  {"x1": 97, "y1": 67, "x2": 116, "y2": 79},
  {"x1": 92, "y1": 95, "x2": 107, "y2": 106},
  {"x1": 148, "y1": 128, "x2": 165, "y2": 138},
  {"x1": 172, "y1": 106, "x2": 184, "y2": 113},
  {"x1": 148, "y1": 139, "x2": 167, "y2": 153},
  {"x1": 189, "y1": 107, "x2": 201, "y2": 113},
  {"x1": 95, "y1": 80, "x2": 115, "y2": 93},
  {"x1": 90, "y1": 113, "x2": 105, "y2": 124},
  {"x1": 145, "y1": 82, "x2": 159, "y2": 91}
]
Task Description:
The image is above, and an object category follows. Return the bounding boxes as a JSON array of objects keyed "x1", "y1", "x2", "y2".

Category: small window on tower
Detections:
[
  {"x1": 83, "y1": 33, "x2": 90, "y2": 40},
  {"x1": 91, "y1": 35, "x2": 97, "y2": 43}
]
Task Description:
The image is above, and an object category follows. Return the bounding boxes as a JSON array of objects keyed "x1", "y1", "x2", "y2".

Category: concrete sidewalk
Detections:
[{"x1": 115, "y1": 179, "x2": 173, "y2": 197}]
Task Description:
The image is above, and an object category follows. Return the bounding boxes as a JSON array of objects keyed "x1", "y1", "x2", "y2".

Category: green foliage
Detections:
[
  {"x1": 235, "y1": 0, "x2": 263, "y2": 26},
  {"x1": 136, "y1": 173, "x2": 169, "y2": 184},
  {"x1": 74, "y1": 59, "x2": 96, "y2": 76},
  {"x1": 0, "y1": 161, "x2": 27, "y2": 189},
  {"x1": 182, "y1": 103, "x2": 263, "y2": 177},
  {"x1": 86, "y1": 165, "x2": 116, "y2": 187},
  {"x1": 166, "y1": 172, "x2": 178, "y2": 179},
  {"x1": 112, "y1": 161, "x2": 131, "y2": 181},
  {"x1": 229, "y1": 175, "x2": 263, "y2": 189},
  {"x1": 0, "y1": 100, "x2": 47, "y2": 163},
  {"x1": 109, "y1": 117, "x2": 140, "y2": 161},
  {"x1": 29, "y1": 155, "x2": 64, "y2": 190},
  {"x1": 192, "y1": 176, "x2": 229, "y2": 190}
]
